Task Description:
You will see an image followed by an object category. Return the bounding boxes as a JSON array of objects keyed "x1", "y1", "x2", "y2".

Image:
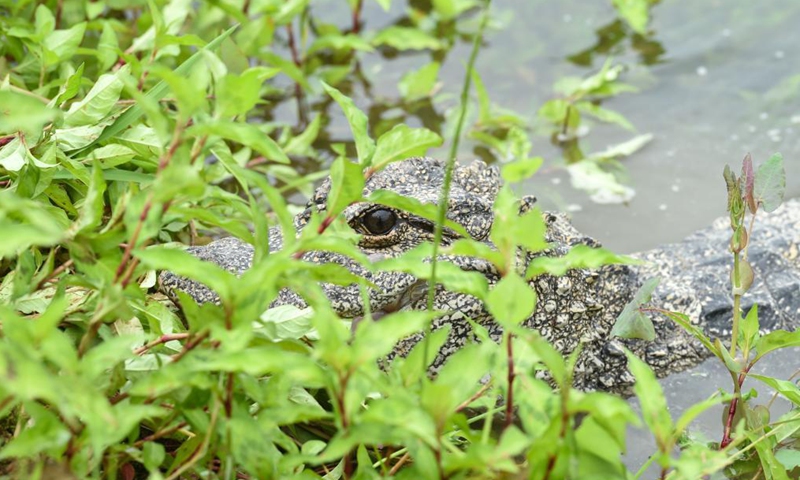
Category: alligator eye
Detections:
[{"x1": 362, "y1": 209, "x2": 397, "y2": 235}]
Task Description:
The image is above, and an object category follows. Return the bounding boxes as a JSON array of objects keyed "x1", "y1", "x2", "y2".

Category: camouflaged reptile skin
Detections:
[{"x1": 159, "y1": 157, "x2": 800, "y2": 395}]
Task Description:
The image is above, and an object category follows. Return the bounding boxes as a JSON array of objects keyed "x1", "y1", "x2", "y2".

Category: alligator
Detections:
[{"x1": 159, "y1": 157, "x2": 800, "y2": 395}]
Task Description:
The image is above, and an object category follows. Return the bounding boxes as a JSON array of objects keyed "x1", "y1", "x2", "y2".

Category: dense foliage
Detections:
[{"x1": 0, "y1": 0, "x2": 798, "y2": 479}]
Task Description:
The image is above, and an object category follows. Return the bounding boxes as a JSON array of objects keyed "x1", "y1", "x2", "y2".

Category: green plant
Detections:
[{"x1": 0, "y1": 1, "x2": 798, "y2": 479}]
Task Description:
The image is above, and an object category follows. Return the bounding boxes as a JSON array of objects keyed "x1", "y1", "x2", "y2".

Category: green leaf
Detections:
[
  {"x1": 262, "y1": 51, "x2": 311, "y2": 90},
  {"x1": 372, "y1": 27, "x2": 444, "y2": 51},
  {"x1": 567, "y1": 160, "x2": 635, "y2": 204},
  {"x1": 43, "y1": 22, "x2": 86, "y2": 64},
  {"x1": 189, "y1": 120, "x2": 290, "y2": 164},
  {"x1": 53, "y1": 63, "x2": 85, "y2": 106},
  {"x1": 73, "y1": 162, "x2": 107, "y2": 234},
  {"x1": 486, "y1": 273, "x2": 536, "y2": 328},
  {"x1": 659, "y1": 308, "x2": 721, "y2": 360},
  {"x1": 754, "y1": 153, "x2": 786, "y2": 212},
  {"x1": 398, "y1": 62, "x2": 440, "y2": 102},
  {"x1": 745, "y1": 427, "x2": 792, "y2": 480},
  {"x1": 0, "y1": 92, "x2": 58, "y2": 136},
  {"x1": 625, "y1": 350, "x2": 674, "y2": 461},
  {"x1": 321, "y1": 82, "x2": 375, "y2": 165},
  {"x1": 366, "y1": 189, "x2": 469, "y2": 238},
  {"x1": 528, "y1": 245, "x2": 639, "y2": 278},
  {"x1": 135, "y1": 247, "x2": 236, "y2": 303},
  {"x1": 370, "y1": 125, "x2": 442, "y2": 170},
  {"x1": 97, "y1": 22, "x2": 119, "y2": 71},
  {"x1": 307, "y1": 33, "x2": 374, "y2": 55},
  {"x1": 501, "y1": 157, "x2": 543, "y2": 183},
  {"x1": 215, "y1": 67, "x2": 278, "y2": 117},
  {"x1": 327, "y1": 156, "x2": 365, "y2": 216},
  {"x1": 63, "y1": 67, "x2": 126, "y2": 127},
  {"x1": 609, "y1": 276, "x2": 659, "y2": 341},
  {"x1": 754, "y1": 329, "x2": 800, "y2": 362},
  {"x1": 69, "y1": 25, "x2": 237, "y2": 155},
  {"x1": 612, "y1": 0, "x2": 651, "y2": 34},
  {"x1": 575, "y1": 102, "x2": 635, "y2": 131},
  {"x1": 740, "y1": 303, "x2": 760, "y2": 353}
]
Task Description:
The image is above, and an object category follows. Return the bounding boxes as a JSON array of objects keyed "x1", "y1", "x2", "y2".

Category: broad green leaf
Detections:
[
  {"x1": 373, "y1": 27, "x2": 444, "y2": 51},
  {"x1": 97, "y1": 22, "x2": 119, "y2": 71},
  {"x1": 69, "y1": 25, "x2": 237, "y2": 155},
  {"x1": 740, "y1": 304, "x2": 760, "y2": 353},
  {"x1": 0, "y1": 92, "x2": 58, "y2": 136},
  {"x1": 327, "y1": 156, "x2": 365, "y2": 215},
  {"x1": 501, "y1": 157, "x2": 544, "y2": 183},
  {"x1": 307, "y1": 34, "x2": 374, "y2": 55},
  {"x1": 486, "y1": 273, "x2": 536, "y2": 328},
  {"x1": 73, "y1": 163, "x2": 107, "y2": 234},
  {"x1": 626, "y1": 350, "x2": 673, "y2": 462},
  {"x1": 745, "y1": 427, "x2": 792, "y2": 480},
  {"x1": 370, "y1": 124, "x2": 442, "y2": 170},
  {"x1": 586, "y1": 133, "x2": 653, "y2": 160},
  {"x1": 53, "y1": 63, "x2": 85, "y2": 106},
  {"x1": 262, "y1": 51, "x2": 312, "y2": 90},
  {"x1": 432, "y1": 0, "x2": 479, "y2": 20},
  {"x1": 189, "y1": 120, "x2": 290, "y2": 164},
  {"x1": 754, "y1": 329, "x2": 800, "y2": 362},
  {"x1": 659, "y1": 309, "x2": 721, "y2": 360},
  {"x1": 567, "y1": 160, "x2": 635, "y2": 204},
  {"x1": 63, "y1": 67, "x2": 127, "y2": 127},
  {"x1": 612, "y1": 0, "x2": 651, "y2": 34},
  {"x1": 0, "y1": 138, "x2": 29, "y2": 172},
  {"x1": 215, "y1": 67, "x2": 278, "y2": 117},
  {"x1": 575, "y1": 101, "x2": 635, "y2": 131},
  {"x1": 366, "y1": 189, "x2": 469, "y2": 238},
  {"x1": 321, "y1": 82, "x2": 375, "y2": 165},
  {"x1": 134, "y1": 247, "x2": 235, "y2": 303},
  {"x1": 398, "y1": 62, "x2": 440, "y2": 102},
  {"x1": 528, "y1": 245, "x2": 639, "y2": 278},
  {"x1": 43, "y1": 22, "x2": 86, "y2": 64},
  {"x1": 754, "y1": 153, "x2": 786, "y2": 212},
  {"x1": 609, "y1": 276, "x2": 659, "y2": 341}
]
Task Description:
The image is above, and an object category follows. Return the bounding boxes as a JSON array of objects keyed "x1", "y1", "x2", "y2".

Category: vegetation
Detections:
[{"x1": 0, "y1": 0, "x2": 798, "y2": 479}]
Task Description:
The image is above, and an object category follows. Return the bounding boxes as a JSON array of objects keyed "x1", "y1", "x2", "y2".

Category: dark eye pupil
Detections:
[{"x1": 363, "y1": 209, "x2": 397, "y2": 235}]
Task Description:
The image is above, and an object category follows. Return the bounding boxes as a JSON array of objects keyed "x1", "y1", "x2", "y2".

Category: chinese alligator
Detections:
[{"x1": 159, "y1": 157, "x2": 800, "y2": 395}]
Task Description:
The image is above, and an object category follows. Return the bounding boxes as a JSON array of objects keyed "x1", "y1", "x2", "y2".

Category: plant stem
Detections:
[
  {"x1": 424, "y1": 0, "x2": 490, "y2": 363},
  {"x1": 730, "y1": 251, "x2": 741, "y2": 358},
  {"x1": 504, "y1": 332, "x2": 515, "y2": 431},
  {"x1": 720, "y1": 363, "x2": 752, "y2": 448}
]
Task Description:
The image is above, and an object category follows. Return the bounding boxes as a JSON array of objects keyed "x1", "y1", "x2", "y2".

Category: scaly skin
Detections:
[{"x1": 159, "y1": 157, "x2": 800, "y2": 395}]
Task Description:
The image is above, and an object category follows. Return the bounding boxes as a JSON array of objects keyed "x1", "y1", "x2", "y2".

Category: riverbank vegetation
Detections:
[{"x1": 0, "y1": 0, "x2": 798, "y2": 478}]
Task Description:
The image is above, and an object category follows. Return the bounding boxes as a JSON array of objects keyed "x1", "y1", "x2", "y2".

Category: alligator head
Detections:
[{"x1": 159, "y1": 157, "x2": 800, "y2": 394}]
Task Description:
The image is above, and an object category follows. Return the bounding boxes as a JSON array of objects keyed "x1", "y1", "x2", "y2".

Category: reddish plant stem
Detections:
[
  {"x1": 171, "y1": 330, "x2": 211, "y2": 363},
  {"x1": 542, "y1": 383, "x2": 571, "y2": 480},
  {"x1": 351, "y1": 0, "x2": 363, "y2": 33},
  {"x1": 335, "y1": 371, "x2": 353, "y2": 478},
  {"x1": 114, "y1": 121, "x2": 187, "y2": 285},
  {"x1": 34, "y1": 259, "x2": 73, "y2": 290},
  {"x1": 0, "y1": 135, "x2": 14, "y2": 147},
  {"x1": 504, "y1": 333, "x2": 515, "y2": 430},
  {"x1": 720, "y1": 364, "x2": 753, "y2": 448},
  {"x1": 285, "y1": 22, "x2": 308, "y2": 125},
  {"x1": 134, "y1": 333, "x2": 191, "y2": 355}
]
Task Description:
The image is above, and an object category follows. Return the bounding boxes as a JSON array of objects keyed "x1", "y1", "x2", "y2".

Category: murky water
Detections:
[{"x1": 292, "y1": 0, "x2": 800, "y2": 472}]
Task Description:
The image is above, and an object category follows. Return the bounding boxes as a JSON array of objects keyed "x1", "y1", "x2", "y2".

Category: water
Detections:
[{"x1": 288, "y1": 0, "x2": 800, "y2": 472}]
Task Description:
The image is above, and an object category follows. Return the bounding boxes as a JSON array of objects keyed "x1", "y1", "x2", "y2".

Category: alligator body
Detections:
[{"x1": 159, "y1": 157, "x2": 800, "y2": 395}]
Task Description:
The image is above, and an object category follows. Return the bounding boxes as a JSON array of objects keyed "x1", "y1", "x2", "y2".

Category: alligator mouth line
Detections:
[{"x1": 350, "y1": 279, "x2": 429, "y2": 333}]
